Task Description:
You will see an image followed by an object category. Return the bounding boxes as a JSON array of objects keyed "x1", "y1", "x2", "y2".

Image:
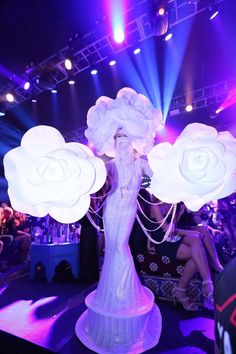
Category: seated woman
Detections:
[
  {"x1": 130, "y1": 189, "x2": 215, "y2": 311},
  {"x1": 175, "y1": 202, "x2": 223, "y2": 274}
]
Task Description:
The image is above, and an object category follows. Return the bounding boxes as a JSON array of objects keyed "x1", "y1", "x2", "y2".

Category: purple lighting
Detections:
[
  {"x1": 165, "y1": 33, "x2": 172, "y2": 41},
  {"x1": 210, "y1": 10, "x2": 219, "y2": 20},
  {"x1": 91, "y1": 69, "x2": 98, "y2": 75},
  {"x1": 133, "y1": 48, "x2": 141, "y2": 55},
  {"x1": 114, "y1": 28, "x2": 125, "y2": 43},
  {"x1": 185, "y1": 104, "x2": 193, "y2": 112},
  {"x1": 24, "y1": 81, "x2": 30, "y2": 90},
  {"x1": 109, "y1": 60, "x2": 116, "y2": 66},
  {"x1": 65, "y1": 59, "x2": 73, "y2": 70},
  {"x1": 158, "y1": 7, "x2": 165, "y2": 16},
  {"x1": 6, "y1": 93, "x2": 14, "y2": 102}
]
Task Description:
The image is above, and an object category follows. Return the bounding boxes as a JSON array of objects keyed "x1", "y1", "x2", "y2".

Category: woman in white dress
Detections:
[{"x1": 92, "y1": 132, "x2": 153, "y2": 314}]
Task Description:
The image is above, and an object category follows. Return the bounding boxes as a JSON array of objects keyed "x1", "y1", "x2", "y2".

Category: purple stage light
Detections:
[
  {"x1": 6, "y1": 93, "x2": 14, "y2": 102},
  {"x1": 91, "y1": 69, "x2": 98, "y2": 75},
  {"x1": 51, "y1": 89, "x2": 57, "y2": 94},
  {"x1": 158, "y1": 7, "x2": 165, "y2": 16},
  {"x1": 65, "y1": 59, "x2": 73, "y2": 70},
  {"x1": 133, "y1": 48, "x2": 141, "y2": 55},
  {"x1": 68, "y1": 80, "x2": 75, "y2": 85},
  {"x1": 185, "y1": 104, "x2": 193, "y2": 112},
  {"x1": 210, "y1": 10, "x2": 219, "y2": 20},
  {"x1": 24, "y1": 81, "x2": 30, "y2": 90},
  {"x1": 114, "y1": 28, "x2": 125, "y2": 43},
  {"x1": 109, "y1": 60, "x2": 116, "y2": 66},
  {"x1": 165, "y1": 33, "x2": 172, "y2": 41}
]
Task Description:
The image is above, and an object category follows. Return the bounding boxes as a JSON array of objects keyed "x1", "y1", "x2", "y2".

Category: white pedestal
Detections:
[{"x1": 76, "y1": 287, "x2": 162, "y2": 354}]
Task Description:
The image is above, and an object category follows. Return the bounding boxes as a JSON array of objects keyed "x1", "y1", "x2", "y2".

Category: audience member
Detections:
[
  {"x1": 175, "y1": 202, "x2": 223, "y2": 273},
  {"x1": 130, "y1": 189, "x2": 215, "y2": 311},
  {"x1": 1, "y1": 207, "x2": 31, "y2": 264}
]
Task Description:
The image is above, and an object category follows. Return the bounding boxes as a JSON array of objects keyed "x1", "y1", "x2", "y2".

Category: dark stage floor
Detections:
[{"x1": 0, "y1": 266, "x2": 215, "y2": 354}]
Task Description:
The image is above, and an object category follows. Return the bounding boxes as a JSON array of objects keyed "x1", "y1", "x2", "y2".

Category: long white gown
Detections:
[{"x1": 76, "y1": 158, "x2": 162, "y2": 354}]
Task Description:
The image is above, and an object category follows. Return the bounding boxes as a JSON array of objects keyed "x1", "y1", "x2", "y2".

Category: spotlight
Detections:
[
  {"x1": 114, "y1": 28, "x2": 125, "y2": 43},
  {"x1": 209, "y1": 1, "x2": 219, "y2": 20},
  {"x1": 68, "y1": 80, "x2": 75, "y2": 85},
  {"x1": 158, "y1": 7, "x2": 165, "y2": 16},
  {"x1": 23, "y1": 81, "x2": 30, "y2": 90},
  {"x1": 32, "y1": 99, "x2": 37, "y2": 103},
  {"x1": 65, "y1": 58, "x2": 73, "y2": 70},
  {"x1": 210, "y1": 9, "x2": 219, "y2": 20},
  {"x1": 91, "y1": 69, "x2": 98, "y2": 75},
  {"x1": 152, "y1": 0, "x2": 169, "y2": 36},
  {"x1": 165, "y1": 33, "x2": 172, "y2": 41},
  {"x1": 133, "y1": 48, "x2": 141, "y2": 55},
  {"x1": 109, "y1": 60, "x2": 116, "y2": 66},
  {"x1": 51, "y1": 89, "x2": 57, "y2": 94},
  {"x1": 36, "y1": 68, "x2": 57, "y2": 91},
  {"x1": 6, "y1": 93, "x2": 14, "y2": 102},
  {"x1": 0, "y1": 111, "x2": 5, "y2": 117},
  {"x1": 185, "y1": 104, "x2": 193, "y2": 112}
]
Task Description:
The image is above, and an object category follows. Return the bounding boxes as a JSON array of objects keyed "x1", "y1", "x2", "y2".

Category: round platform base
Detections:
[{"x1": 75, "y1": 303, "x2": 162, "y2": 354}]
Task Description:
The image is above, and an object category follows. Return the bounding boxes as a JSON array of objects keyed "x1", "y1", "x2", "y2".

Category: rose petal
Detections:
[
  {"x1": 178, "y1": 123, "x2": 218, "y2": 141},
  {"x1": 50, "y1": 194, "x2": 90, "y2": 223},
  {"x1": 148, "y1": 123, "x2": 236, "y2": 211},
  {"x1": 8, "y1": 190, "x2": 49, "y2": 217},
  {"x1": 21, "y1": 125, "x2": 65, "y2": 147},
  {"x1": 88, "y1": 157, "x2": 107, "y2": 194}
]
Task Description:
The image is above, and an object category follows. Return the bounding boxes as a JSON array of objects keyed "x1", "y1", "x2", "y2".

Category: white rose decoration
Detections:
[
  {"x1": 148, "y1": 123, "x2": 236, "y2": 211},
  {"x1": 85, "y1": 87, "x2": 162, "y2": 157},
  {"x1": 4, "y1": 125, "x2": 107, "y2": 223}
]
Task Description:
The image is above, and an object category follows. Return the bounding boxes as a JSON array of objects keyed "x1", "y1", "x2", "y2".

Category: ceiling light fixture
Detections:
[{"x1": 6, "y1": 93, "x2": 14, "y2": 102}]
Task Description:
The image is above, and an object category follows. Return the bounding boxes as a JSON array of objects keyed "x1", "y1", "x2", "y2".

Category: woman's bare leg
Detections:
[
  {"x1": 176, "y1": 238, "x2": 213, "y2": 297},
  {"x1": 178, "y1": 258, "x2": 198, "y2": 288},
  {"x1": 172, "y1": 246, "x2": 198, "y2": 310},
  {"x1": 192, "y1": 225, "x2": 223, "y2": 272},
  {"x1": 178, "y1": 234, "x2": 211, "y2": 280}
]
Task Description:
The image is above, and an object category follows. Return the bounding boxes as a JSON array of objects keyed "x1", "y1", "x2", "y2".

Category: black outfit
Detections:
[
  {"x1": 79, "y1": 214, "x2": 99, "y2": 283},
  {"x1": 129, "y1": 216, "x2": 183, "y2": 261},
  {"x1": 214, "y1": 257, "x2": 236, "y2": 354},
  {"x1": 2, "y1": 218, "x2": 17, "y2": 237},
  {"x1": 176, "y1": 203, "x2": 198, "y2": 229},
  {"x1": 0, "y1": 218, "x2": 15, "y2": 262},
  {"x1": 1, "y1": 217, "x2": 30, "y2": 264}
]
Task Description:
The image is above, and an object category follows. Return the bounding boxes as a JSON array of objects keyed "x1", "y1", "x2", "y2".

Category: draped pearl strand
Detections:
[{"x1": 136, "y1": 203, "x2": 177, "y2": 245}]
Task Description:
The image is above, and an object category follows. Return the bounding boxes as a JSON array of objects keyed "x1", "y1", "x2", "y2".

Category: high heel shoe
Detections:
[
  {"x1": 202, "y1": 280, "x2": 214, "y2": 301},
  {"x1": 202, "y1": 280, "x2": 214, "y2": 309},
  {"x1": 172, "y1": 286, "x2": 198, "y2": 311}
]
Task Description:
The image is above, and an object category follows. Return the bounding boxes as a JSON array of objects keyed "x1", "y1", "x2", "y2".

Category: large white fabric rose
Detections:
[
  {"x1": 4, "y1": 125, "x2": 107, "y2": 223},
  {"x1": 148, "y1": 123, "x2": 236, "y2": 211},
  {"x1": 85, "y1": 87, "x2": 163, "y2": 157}
]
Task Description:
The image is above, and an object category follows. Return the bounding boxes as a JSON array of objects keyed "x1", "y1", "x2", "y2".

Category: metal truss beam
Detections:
[
  {"x1": 168, "y1": 78, "x2": 236, "y2": 116},
  {"x1": 64, "y1": 77, "x2": 235, "y2": 141},
  {"x1": 0, "y1": 0, "x2": 224, "y2": 112}
]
